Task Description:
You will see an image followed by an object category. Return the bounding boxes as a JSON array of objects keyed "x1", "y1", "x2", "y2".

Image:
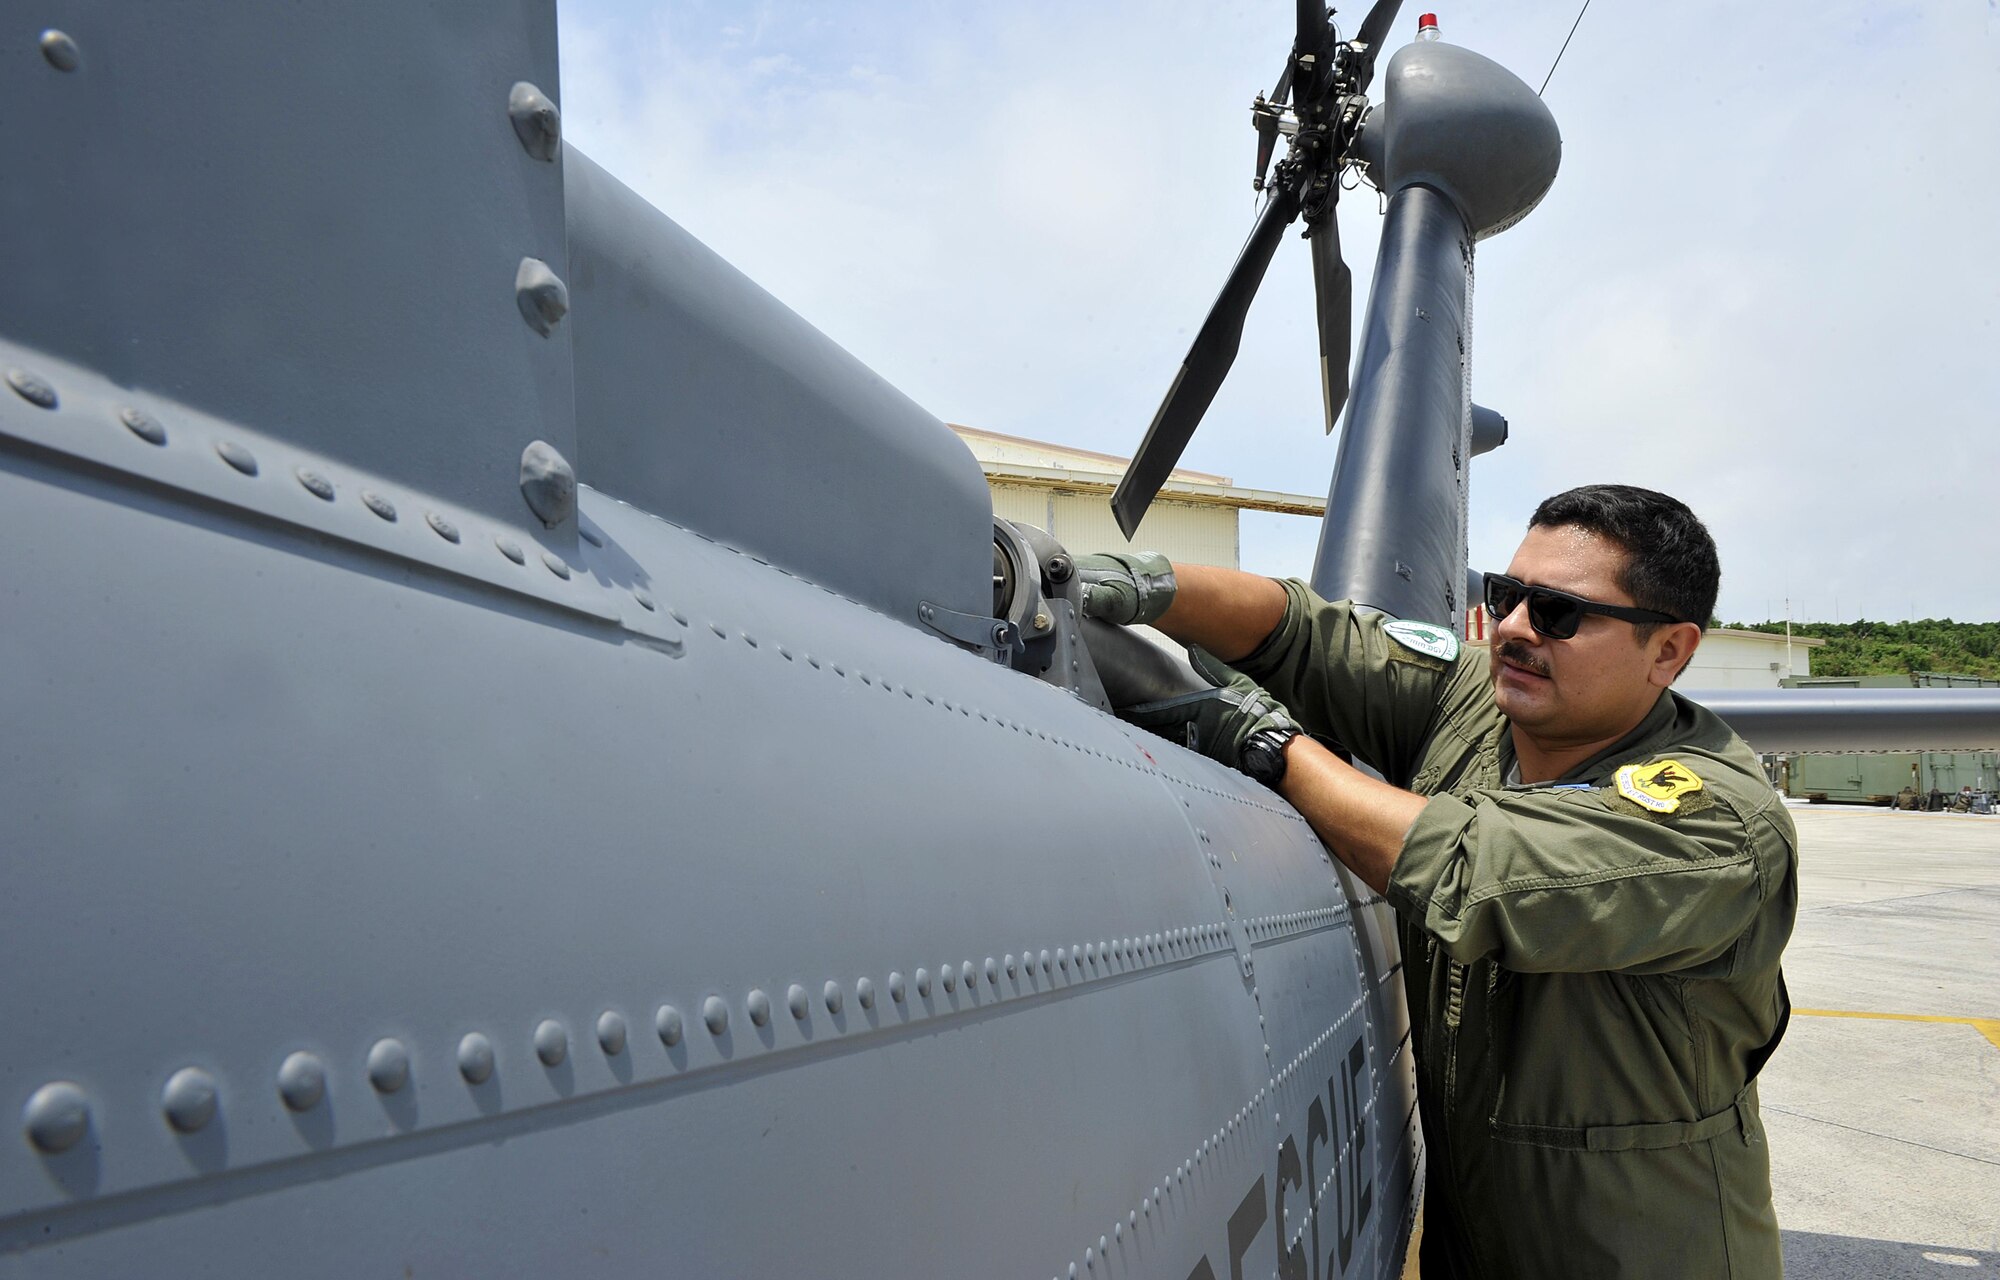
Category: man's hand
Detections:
[
  {"x1": 1075, "y1": 551, "x2": 1178, "y2": 626},
  {"x1": 1122, "y1": 647, "x2": 1299, "y2": 771}
]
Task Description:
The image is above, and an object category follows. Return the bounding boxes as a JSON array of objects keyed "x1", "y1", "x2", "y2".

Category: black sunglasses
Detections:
[{"x1": 1483, "y1": 572, "x2": 1681, "y2": 640}]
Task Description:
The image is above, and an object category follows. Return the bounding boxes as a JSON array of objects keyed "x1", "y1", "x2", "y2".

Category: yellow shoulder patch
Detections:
[{"x1": 1614, "y1": 758, "x2": 1704, "y2": 813}]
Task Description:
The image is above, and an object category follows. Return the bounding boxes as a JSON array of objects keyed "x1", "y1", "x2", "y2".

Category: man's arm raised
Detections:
[{"x1": 1152, "y1": 563, "x2": 1290, "y2": 662}]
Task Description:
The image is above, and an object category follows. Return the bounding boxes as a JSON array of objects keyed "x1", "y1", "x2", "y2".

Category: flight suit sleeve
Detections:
[
  {"x1": 1385, "y1": 784, "x2": 1766, "y2": 974},
  {"x1": 1231, "y1": 578, "x2": 1462, "y2": 783}
]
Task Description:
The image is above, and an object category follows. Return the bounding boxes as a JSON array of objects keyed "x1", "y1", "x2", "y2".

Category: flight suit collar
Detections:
[{"x1": 1496, "y1": 690, "x2": 1679, "y2": 790}]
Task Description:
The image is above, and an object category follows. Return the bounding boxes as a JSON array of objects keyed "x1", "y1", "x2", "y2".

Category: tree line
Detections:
[{"x1": 1721, "y1": 619, "x2": 2000, "y2": 680}]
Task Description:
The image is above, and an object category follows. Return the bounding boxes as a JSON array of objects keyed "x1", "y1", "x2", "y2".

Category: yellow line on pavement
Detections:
[{"x1": 1793, "y1": 1007, "x2": 2000, "y2": 1053}]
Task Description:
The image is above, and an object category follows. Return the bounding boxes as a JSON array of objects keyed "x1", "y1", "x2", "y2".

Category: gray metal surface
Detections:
[
  {"x1": 564, "y1": 151, "x2": 993, "y2": 631},
  {"x1": 0, "y1": 3, "x2": 1412, "y2": 1276},
  {"x1": 1468, "y1": 404, "x2": 1509, "y2": 457},
  {"x1": 0, "y1": 425, "x2": 1400, "y2": 1275},
  {"x1": 1310, "y1": 183, "x2": 1474, "y2": 625},
  {"x1": 1309, "y1": 41, "x2": 1556, "y2": 626},
  {"x1": 1690, "y1": 688, "x2": 2000, "y2": 754},
  {"x1": 1365, "y1": 42, "x2": 1563, "y2": 241},
  {"x1": 0, "y1": 2, "x2": 577, "y2": 553}
]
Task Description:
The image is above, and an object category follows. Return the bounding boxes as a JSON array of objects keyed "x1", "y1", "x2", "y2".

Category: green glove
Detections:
[
  {"x1": 1075, "y1": 550, "x2": 1178, "y2": 626},
  {"x1": 1122, "y1": 647, "x2": 1300, "y2": 771}
]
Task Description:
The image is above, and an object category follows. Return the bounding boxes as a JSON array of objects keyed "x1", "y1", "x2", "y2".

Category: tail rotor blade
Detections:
[
  {"x1": 1271, "y1": 60, "x2": 1296, "y2": 107},
  {"x1": 1307, "y1": 206, "x2": 1353, "y2": 434},
  {"x1": 1111, "y1": 184, "x2": 1303, "y2": 537},
  {"x1": 1350, "y1": 0, "x2": 1406, "y2": 88},
  {"x1": 1294, "y1": 0, "x2": 1330, "y2": 96},
  {"x1": 1252, "y1": 60, "x2": 1295, "y2": 191},
  {"x1": 1296, "y1": 0, "x2": 1326, "y2": 58}
]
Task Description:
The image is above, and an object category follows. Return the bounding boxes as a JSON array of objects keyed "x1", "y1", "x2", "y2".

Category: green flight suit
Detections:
[{"x1": 1236, "y1": 580, "x2": 1798, "y2": 1280}]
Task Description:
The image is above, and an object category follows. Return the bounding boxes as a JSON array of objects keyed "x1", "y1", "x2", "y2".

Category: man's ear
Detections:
[{"x1": 1650, "y1": 621, "x2": 1704, "y2": 688}]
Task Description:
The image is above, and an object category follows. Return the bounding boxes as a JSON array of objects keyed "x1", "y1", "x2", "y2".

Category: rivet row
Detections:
[
  {"x1": 1054, "y1": 1003, "x2": 1366, "y2": 1280},
  {"x1": 0, "y1": 366, "x2": 669, "y2": 621}
]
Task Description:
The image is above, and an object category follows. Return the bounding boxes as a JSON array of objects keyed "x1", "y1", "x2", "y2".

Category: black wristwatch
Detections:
[{"x1": 1239, "y1": 726, "x2": 1299, "y2": 788}]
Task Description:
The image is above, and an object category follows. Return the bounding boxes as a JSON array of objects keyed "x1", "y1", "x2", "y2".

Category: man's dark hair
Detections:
[{"x1": 1529, "y1": 484, "x2": 1720, "y2": 637}]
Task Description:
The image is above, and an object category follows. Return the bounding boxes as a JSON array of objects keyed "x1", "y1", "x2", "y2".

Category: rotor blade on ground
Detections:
[
  {"x1": 1350, "y1": 0, "x2": 1406, "y2": 89},
  {"x1": 1111, "y1": 184, "x2": 1303, "y2": 538},
  {"x1": 1307, "y1": 206, "x2": 1353, "y2": 433}
]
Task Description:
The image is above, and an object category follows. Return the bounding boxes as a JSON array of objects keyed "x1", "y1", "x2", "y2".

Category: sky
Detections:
[{"x1": 554, "y1": 0, "x2": 2000, "y2": 625}]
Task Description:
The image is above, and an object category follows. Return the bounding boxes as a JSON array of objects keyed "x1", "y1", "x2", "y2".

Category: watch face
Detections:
[{"x1": 1242, "y1": 730, "x2": 1291, "y2": 786}]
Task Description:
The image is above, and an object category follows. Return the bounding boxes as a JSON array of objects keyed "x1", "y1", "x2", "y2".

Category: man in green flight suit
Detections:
[{"x1": 1079, "y1": 484, "x2": 1797, "y2": 1279}]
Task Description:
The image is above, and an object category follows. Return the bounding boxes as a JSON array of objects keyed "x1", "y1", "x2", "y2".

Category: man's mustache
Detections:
[{"x1": 1494, "y1": 640, "x2": 1551, "y2": 678}]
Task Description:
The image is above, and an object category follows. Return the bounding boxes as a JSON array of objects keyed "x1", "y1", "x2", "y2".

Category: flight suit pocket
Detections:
[{"x1": 1488, "y1": 1087, "x2": 1754, "y2": 1151}]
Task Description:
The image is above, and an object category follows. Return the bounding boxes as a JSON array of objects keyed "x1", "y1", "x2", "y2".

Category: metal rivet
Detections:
[
  {"x1": 634, "y1": 589, "x2": 656, "y2": 612},
  {"x1": 1040, "y1": 949, "x2": 1052, "y2": 974},
  {"x1": 495, "y1": 536, "x2": 526, "y2": 564},
  {"x1": 426, "y1": 511, "x2": 460, "y2": 543},
  {"x1": 787, "y1": 984, "x2": 810, "y2": 1020},
  {"x1": 1005, "y1": 954, "x2": 1018, "y2": 978},
  {"x1": 519, "y1": 439, "x2": 577, "y2": 527},
  {"x1": 1057, "y1": 948, "x2": 1069, "y2": 971},
  {"x1": 1085, "y1": 943, "x2": 1097, "y2": 964},
  {"x1": 985, "y1": 957, "x2": 999, "y2": 985},
  {"x1": 361, "y1": 490, "x2": 397, "y2": 521},
  {"x1": 1142, "y1": 1196, "x2": 1152, "y2": 1215},
  {"x1": 888, "y1": 972, "x2": 906, "y2": 1003},
  {"x1": 938, "y1": 965, "x2": 956, "y2": 993},
  {"x1": 215, "y1": 440, "x2": 258, "y2": 475},
  {"x1": 748, "y1": 989, "x2": 772, "y2": 1027},
  {"x1": 457, "y1": 1033, "x2": 496, "y2": 1084},
  {"x1": 856, "y1": 977, "x2": 876, "y2": 1010},
  {"x1": 119, "y1": 407, "x2": 167, "y2": 445},
  {"x1": 596, "y1": 1011, "x2": 628, "y2": 1055},
  {"x1": 702, "y1": 996, "x2": 729, "y2": 1035},
  {"x1": 38, "y1": 29, "x2": 80, "y2": 71},
  {"x1": 534, "y1": 1019, "x2": 569, "y2": 1066},
  {"x1": 515, "y1": 257, "x2": 570, "y2": 336},
  {"x1": 961, "y1": 961, "x2": 976, "y2": 989},
  {"x1": 542, "y1": 550, "x2": 571, "y2": 579},
  {"x1": 507, "y1": 81, "x2": 562, "y2": 160},
  {"x1": 367, "y1": 1038, "x2": 411, "y2": 1093},
  {"x1": 579, "y1": 526, "x2": 603, "y2": 548},
  {"x1": 22, "y1": 1082, "x2": 90, "y2": 1154},
  {"x1": 278, "y1": 1051, "x2": 327, "y2": 1110},
  {"x1": 656, "y1": 1005, "x2": 684, "y2": 1047},
  {"x1": 295, "y1": 467, "x2": 335, "y2": 501},
  {"x1": 1085, "y1": 1247, "x2": 1095, "y2": 1268},
  {"x1": 916, "y1": 967, "x2": 933, "y2": 997}
]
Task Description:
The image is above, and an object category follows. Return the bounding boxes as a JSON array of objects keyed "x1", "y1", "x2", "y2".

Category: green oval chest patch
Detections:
[{"x1": 1383, "y1": 618, "x2": 1461, "y2": 663}]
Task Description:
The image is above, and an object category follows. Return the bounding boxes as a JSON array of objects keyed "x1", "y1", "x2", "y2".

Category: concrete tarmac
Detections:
[{"x1": 1763, "y1": 805, "x2": 2000, "y2": 1276}]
